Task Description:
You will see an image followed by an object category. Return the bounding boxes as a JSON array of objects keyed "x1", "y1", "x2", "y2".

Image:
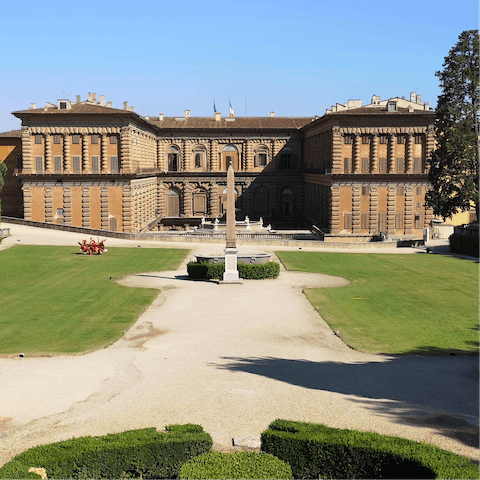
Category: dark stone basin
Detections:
[{"x1": 194, "y1": 253, "x2": 271, "y2": 265}]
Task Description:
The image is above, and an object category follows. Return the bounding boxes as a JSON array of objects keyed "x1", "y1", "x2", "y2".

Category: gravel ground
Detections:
[{"x1": 0, "y1": 224, "x2": 478, "y2": 467}]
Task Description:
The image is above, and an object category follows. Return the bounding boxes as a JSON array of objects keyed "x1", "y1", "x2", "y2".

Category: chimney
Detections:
[
  {"x1": 215, "y1": 112, "x2": 221, "y2": 121},
  {"x1": 416, "y1": 94, "x2": 421, "y2": 104},
  {"x1": 76, "y1": 95, "x2": 81, "y2": 103},
  {"x1": 88, "y1": 92, "x2": 94, "y2": 102},
  {"x1": 159, "y1": 113, "x2": 164, "y2": 121},
  {"x1": 30, "y1": 103, "x2": 36, "y2": 110},
  {"x1": 93, "y1": 93, "x2": 97, "y2": 103},
  {"x1": 100, "y1": 95, "x2": 105, "y2": 106},
  {"x1": 371, "y1": 95, "x2": 380, "y2": 105},
  {"x1": 410, "y1": 92, "x2": 416, "y2": 103},
  {"x1": 107, "y1": 101, "x2": 112, "y2": 108},
  {"x1": 270, "y1": 111, "x2": 275, "y2": 117},
  {"x1": 424, "y1": 102, "x2": 430, "y2": 110},
  {"x1": 124, "y1": 101, "x2": 128, "y2": 110},
  {"x1": 185, "y1": 109, "x2": 190, "y2": 118}
]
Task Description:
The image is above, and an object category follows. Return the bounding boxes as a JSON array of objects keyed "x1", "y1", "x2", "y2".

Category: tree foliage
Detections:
[
  {"x1": 426, "y1": 30, "x2": 479, "y2": 220},
  {"x1": 0, "y1": 161, "x2": 7, "y2": 218}
]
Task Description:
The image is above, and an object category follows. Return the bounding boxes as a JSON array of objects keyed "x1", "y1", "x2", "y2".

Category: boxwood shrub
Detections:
[
  {"x1": 180, "y1": 451, "x2": 292, "y2": 479},
  {"x1": 187, "y1": 261, "x2": 280, "y2": 280},
  {"x1": 449, "y1": 233, "x2": 479, "y2": 257},
  {"x1": 0, "y1": 424, "x2": 212, "y2": 479},
  {"x1": 261, "y1": 420, "x2": 479, "y2": 479}
]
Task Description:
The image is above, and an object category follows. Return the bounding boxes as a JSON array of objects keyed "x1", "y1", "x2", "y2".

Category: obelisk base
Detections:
[{"x1": 220, "y1": 248, "x2": 242, "y2": 284}]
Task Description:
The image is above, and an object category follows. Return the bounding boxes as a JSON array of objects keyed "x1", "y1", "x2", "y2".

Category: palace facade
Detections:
[{"x1": 0, "y1": 92, "x2": 436, "y2": 238}]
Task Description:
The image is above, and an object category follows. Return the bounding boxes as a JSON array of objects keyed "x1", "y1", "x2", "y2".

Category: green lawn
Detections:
[
  {"x1": 276, "y1": 252, "x2": 479, "y2": 355},
  {"x1": 0, "y1": 245, "x2": 187, "y2": 355}
]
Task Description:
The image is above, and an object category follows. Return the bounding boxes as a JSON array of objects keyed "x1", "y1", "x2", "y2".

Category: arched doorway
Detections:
[
  {"x1": 221, "y1": 144, "x2": 239, "y2": 171},
  {"x1": 167, "y1": 189, "x2": 180, "y2": 216},
  {"x1": 281, "y1": 188, "x2": 294, "y2": 215}
]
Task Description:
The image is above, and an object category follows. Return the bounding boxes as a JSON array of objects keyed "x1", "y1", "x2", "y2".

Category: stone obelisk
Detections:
[{"x1": 222, "y1": 160, "x2": 241, "y2": 283}]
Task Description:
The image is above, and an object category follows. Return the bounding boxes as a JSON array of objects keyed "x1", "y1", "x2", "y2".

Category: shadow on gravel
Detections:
[{"x1": 214, "y1": 356, "x2": 479, "y2": 447}]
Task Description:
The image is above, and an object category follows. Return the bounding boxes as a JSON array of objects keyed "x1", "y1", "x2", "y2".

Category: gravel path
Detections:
[{"x1": 0, "y1": 224, "x2": 478, "y2": 466}]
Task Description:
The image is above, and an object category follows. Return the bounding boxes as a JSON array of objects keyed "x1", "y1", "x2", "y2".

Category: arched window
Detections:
[
  {"x1": 193, "y1": 146, "x2": 207, "y2": 170},
  {"x1": 168, "y1": 146, "x2": 180, "y2": 171},
  {"x1": 167, "y1": 189, "x2": 180, "y2": 216},
  {"x1": 281, "y1": 188, "x2": 293, "y2": 216},
  {"x1": 254, "y1": 146, "x2": 269, "y2": 167},
  {"x1": 281, "y1": 147, "x2": 293, "y2": 169}
]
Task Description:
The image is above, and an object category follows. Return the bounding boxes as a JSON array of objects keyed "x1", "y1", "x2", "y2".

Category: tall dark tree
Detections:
[
  {"x1": 0, "y1": 161, "x2": 6, "y2": 218},
  {"x1": 426, "y1": 30, "x2": 479, "y2": 221}
]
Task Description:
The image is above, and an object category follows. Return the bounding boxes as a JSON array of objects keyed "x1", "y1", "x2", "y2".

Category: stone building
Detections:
[{"x1": 0, "y1": 92, "x2": 436, "y2": 238}]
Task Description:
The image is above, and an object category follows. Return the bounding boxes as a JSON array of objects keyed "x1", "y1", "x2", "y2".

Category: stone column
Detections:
[
  {"x1": 406, "y1": 134, "x2": 414, "y2": 174},
  {"x1": 183, "y1": 183, "x2": 193, "y2": 216},
  {"x1": 209, "y1": 183, "x2": 219, "y2": 216},
  {"x1": 45, "y1": 186, "x2": 54, "y2": 223},
  {"x1": 387, "y1": 186, "x2": 396, "y2": 234},
  {"x1": 23, "y1": 184, "x2": 32, "y2": 220},
  {"x1": 63, "y1": 185, "x2": 72, "y2": 225},
  {"x1": 353, "y1": 135, "x2": 361, "y2": 174},
  {"x1": 331, "y1": 128, "x2": 342, "y2": 173},
  {"x1": 101, "y1": 134, "x2": 108, "y2": 173},
  {"x1": 82, "y1": 133, "x2": 90, "y2": 173},
  {"x1": 156, "y1": 139, "x2": 164, "y2": 170},
  {"x1": 183, "y1": 140, "x2": 192, "y2": 171},
  {"x1": 388, "y1": 134, "x2": 396, "y2": 174},
  {"x1": 63, "y1": 133, "x2": 71, "y2": 174},
  {"x1": 101, "y1": 185, "x2": 109, "y2": 229},
  {"x1": 405, "y1": 186, "x2": 414, "y2": 234},
  {"x1": 245, "y1": 140, "x2": 254, "y2": 171},
  {"x1": 210, "y1": 140, "x2": 219, "y2": 171},
  {"x1": 369, "y1": 186, "x2": 378, "y2": 232},
  {"x1": 122, "y1": 184, "x2": 133, "y2": 232},
  {"x1": 45, "y1": 134, "x2": 53, "y2": 173},
  {"x1": 120, "y1": 127, "x2": 133, "y2": 173},
  {"x1": 352, "y1": 185, "x2": 361, "y2": 232},
  {"x1": 22, "y1": 128, "x2": 33, "y2": 174},
  {"x1": 330, "y1": 185, "x2": 341, "y2": 233},
  {"x1": 82, "y1": 186, "x2": 90, "y2": 228},
  {"x1": 371, "y1": 134, "x2": 378, "y2": 174}
]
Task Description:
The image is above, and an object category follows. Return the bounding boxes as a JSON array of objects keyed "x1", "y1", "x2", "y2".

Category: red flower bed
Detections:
[{"x1": 79, "y1": 238, "x2": 107, "y2": 255}]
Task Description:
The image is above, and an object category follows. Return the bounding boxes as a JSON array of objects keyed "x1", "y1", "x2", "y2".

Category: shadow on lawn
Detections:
[{"x1": 213, "y1": 355, "x2": 479, "y2": 447}]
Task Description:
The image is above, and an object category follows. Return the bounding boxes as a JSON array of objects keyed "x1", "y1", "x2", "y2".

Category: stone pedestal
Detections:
[{"x1": 221, "y1": 248, "x2": 242, "y2": 283}]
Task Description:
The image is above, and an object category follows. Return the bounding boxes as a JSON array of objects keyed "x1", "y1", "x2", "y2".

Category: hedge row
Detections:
[
  {"x1": 261, "y1": 420, "x2": 479, "y2": 479},
  {"x1": 187, "y1": 261, "x2": 280, "y2": 280},
  {"x1": 179, "y1": 451, "x2": 292, "y2": 479},
  {"x1": 0, "y1": 425, "x2": 212, "y2": 479},
  {"x1": 449, "y1": 233, "x2": 479, "y2": 257}
]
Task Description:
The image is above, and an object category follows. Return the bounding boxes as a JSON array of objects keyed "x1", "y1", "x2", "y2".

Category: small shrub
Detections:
[
  {"x1": 0, "y1": 425, "x2": 212, "y2": 479},
  {"x1": 180, "y1": 451, "x2": 292, "y2": 479},
  {"x1": 449, "y1": 233, "x2": 479, "y2": 257},
  {"x1": 187, "y1": 261, "x2": 280, "y2": 280},
  {"x1": 261, "y1": 419, "x2": 479, "y2": 479}
]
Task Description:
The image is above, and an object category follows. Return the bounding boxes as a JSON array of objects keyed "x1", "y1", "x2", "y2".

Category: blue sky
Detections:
[{"x1": 0, "y1": 0, "x2": 477, "y2": 132}]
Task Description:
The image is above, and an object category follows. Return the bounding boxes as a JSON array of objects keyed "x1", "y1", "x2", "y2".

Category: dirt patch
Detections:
[{"x1": 120, "y1": 321, "x2": 167, "y2": 348}]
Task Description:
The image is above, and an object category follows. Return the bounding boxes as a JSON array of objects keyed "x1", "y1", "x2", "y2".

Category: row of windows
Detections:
[
  {"x1": 343, "y1": 157, "x2": 424, "y2": 174},
  {"x1": 344, "y1": 213, "x2": 424, "y2": 231},
  {"x1": 34, "y1": 156, "x2": 119, "y2": 174},
  {"x1": 344, "y1": 135, "x2": 423, "y2": 145},
  {"x1": 34, "y1": 134, "x2": 118, "y2": 145},
  {"x1": 359, "y1": 186, "x2": 424, "y2": 196}
]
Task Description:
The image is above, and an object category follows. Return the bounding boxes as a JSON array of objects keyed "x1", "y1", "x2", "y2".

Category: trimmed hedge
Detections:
[
  {"x1": 0, "y1": 424, "x2": 212, "y2": 479},
  {"x1": 261, "y1": 420, "x2": 479, "y2": 479},
  {"x1": 187, "y1": 261, "x2": 280, "y2": 280},
  {"x1": 449, "y1": 233, "x2": 479, "y2": 257},
  {"x1": 180, "y1": 451, "x2": 292, "y2": 479}
]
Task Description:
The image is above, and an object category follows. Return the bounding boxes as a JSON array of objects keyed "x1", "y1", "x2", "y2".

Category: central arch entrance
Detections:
[{"x1": 221, "y1": 144, "x2": 239, "y2": 171}]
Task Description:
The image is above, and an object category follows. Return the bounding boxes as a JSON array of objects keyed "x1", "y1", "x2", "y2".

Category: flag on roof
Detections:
[{"x1": 229, "y1": 99, "x2": 235, "y2": 117}]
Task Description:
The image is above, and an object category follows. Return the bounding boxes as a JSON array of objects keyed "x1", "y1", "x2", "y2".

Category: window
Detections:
[
  {"x1": 282, "y1": 153, "x2": 292, "y2": 169},
  {"x1": 397, "y1": 186, "x2": 405, "y2": 196},
  {"x1": 254, "y1": 148, "x2": 268, "y2": 167},
  {"x1": 416, "y1": 202, "x2": 422, "y2": 209},
  {"x1": 195, "y1": 153, "x2": 202, "y2": 168},
  {"x1": 414, "y1": 135, "x2": 422, "y2": 144},
  {"x1": 54, "y1": 156, "x2": 62, "y2": 174},
  {"x1": 416, "y1": 186, "x2": 423, "y2": 195},
  {"x1": 379, "y1": 157, "x2": 388, "y2": 174},
  {"x1": 362, "y1": 157, "x2": 370, "y2": 173},
  {"x1": 362, "y1": 136, "x2": 371, "y2": 145},
  {"x1": 395, "y1": 213, "x2": 404, "y2": 230},
  {"x1": 35, "y1": 156, "x2": 43, "y2": 173},
  {"x1": 361, "y1": 213, "x2": 369, "y2": 230},
  {"x1": 396, "y1": 157, "x2": 405, "y2": 173},
  {"x1": 59, "y1": 102, "x2": 67, "y2": 110},
  {"x1": 415, "y1": 214, "x2": 423, "y2": 229},
  {"x1": 35, "y1": 135, "x2": 42, "y2": 144},
  {"x1": 379, "y1": 136, "x2": 388, "y2": 144},
  {"x1": 91, "y1": 156, "x2": 100, "y2": 173},
  {"x1": 91, "y1": 135, "x2": 99, "y2": 144},
  {"x1": 109, "y1": 217, "x2": 118, "y2": 231},
  {"x1": 344, "y1": 135, "x2": 353, "y2": 144},
  {"x1": 468, "y1": 211, "x2": 477, "y2": 223},
  {"x1": 110, "y1": 156, "x2": 119, "y2": 173},
  {"x1": 387, "y1": 101, "x2": 397, "y2": 112},
  {"x1": 110, "y1": 136, "x2": 118, "y2": 144},
  {"x1": 344, "y1": 157, "x2": 352, "y2": 173},
  {"x1": 414, "y1": 158, "x2": 423, "y2": 173},
  {"x1": 16, "y1": 154, "x2": 23, "y2": 169},
  {"x1": 168, "y1": 153, "x2": 179, "y2": 171},
  {"x1": 397, "y1": 136, "x2": 406, "y2": 144},
  {"x1": 344, "y1": 213, "x2": 352, "y2": 230},
  {"x1": 194, "y1": 148, "x2": 206, "y2": 169},
  {"x1": 72, "y1": 156, "x2": 81, "y2": 174},
  {"x1": 378, "y1": 213, "x2": 387, "y2": 232},
  {"x1": 362, "y1": 186, "x2": 369, "y2": 196},
  {"x1": 72, "y1": 134, "x2": 80, "y2": 144},
  {"x1": 54, "y1": 134, "x2": 61, "y2": 144}
]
